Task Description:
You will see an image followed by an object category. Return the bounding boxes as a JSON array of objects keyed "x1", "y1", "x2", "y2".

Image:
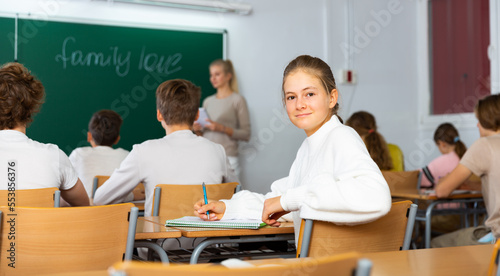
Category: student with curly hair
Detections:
[{"x1": 0, "y1": 62, "x2": 88, "y2": 206}]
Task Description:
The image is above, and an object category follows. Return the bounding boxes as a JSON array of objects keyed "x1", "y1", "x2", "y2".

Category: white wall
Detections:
[
  {"x1": 330, "y1": 0, "x2": 424, "y2": 170},
  {"x1": 1, "y1": 0, "x2": 497, "y2": 194},
  {"x1": 0, "y1": 0, "x2": 327, "y2": 194}
]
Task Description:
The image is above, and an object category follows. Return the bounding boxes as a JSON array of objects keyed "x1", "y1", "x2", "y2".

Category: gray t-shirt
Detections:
[
  {"x1": 460, "y1": 133, "x2": 500, "y2": 237},
  {"x1": 202, "y1": 93, "x2": 250, "y2": 157}
]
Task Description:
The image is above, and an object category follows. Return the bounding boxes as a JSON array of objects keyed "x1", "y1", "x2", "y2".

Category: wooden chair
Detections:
[
  {"x1": 387, "y1": 143, "x2": 404, "y2": 171},
  {"x1": 382, "y1": 170, "x2": 421, "y2": 192},
  {"x1": 488, "y1": 239, "x2": 500, "y2": 276},
  {"x1": 0, "y1": 187, "x2": 61, "y2": 207},
  {"x1": 0, "y1": 203, "x2": 138, "y2": 275},
  {"x1": 109, "y1": 252, "x2": 372, "y2": 276},
  {"x1": 297, "y1": 200, "x2": 418, "y2": 258},
  {"x1": 92, "y1": 175, "x2": 144, "y2": 199},
  {"x1": 152, "y1": 182, "x2": 239, "y2": 218}
]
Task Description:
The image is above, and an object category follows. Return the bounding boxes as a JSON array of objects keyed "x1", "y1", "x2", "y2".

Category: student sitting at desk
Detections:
[
  {"x1": 0, "y1": 62, "x2": 89, "y2": 206},
  {"x1": 345, "y1": 111, "x2": 393, "y2": 171},
  {"x1": 420, "y1": 123, "x2": 467, "y2": 233},
  {"x1": 421, "y1": 123, "x2": 467, "y2": 188},
  {"x1": 432, "y1": 94, "x2": 500, "y2": 247},
  {"x1": 93, "y1": 79, "x2": 237, "y2": 217},
  {"x1": 69, "y1": 109, "x2": 129, "y2": 197},
  {"x1": 194, "y1": 55, "x2": 391, "y2": 241}
]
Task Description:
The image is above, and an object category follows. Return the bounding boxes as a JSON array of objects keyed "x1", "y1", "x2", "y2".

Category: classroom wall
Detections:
[{"x1": 1, "y1": 0, "x2": 498, "y2": 194}]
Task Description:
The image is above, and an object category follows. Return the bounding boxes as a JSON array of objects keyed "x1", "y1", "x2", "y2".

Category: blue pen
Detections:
[{"x1": 202, "y1": 182, "x2": 210, "y2": 218}]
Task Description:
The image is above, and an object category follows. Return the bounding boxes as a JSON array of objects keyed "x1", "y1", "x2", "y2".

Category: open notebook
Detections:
[{"x1": 165, "y1": 216, "x2": 267, "y2": 229}]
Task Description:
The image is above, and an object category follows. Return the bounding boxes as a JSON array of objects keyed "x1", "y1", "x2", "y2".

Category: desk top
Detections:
[
  {"x1": 364, "y1": 244, "x2": 493, "y2": 276},
  {"x1": 42, "y1": 244, "x2": 494, "y2": 275},
  {"x1": 135, "y1": 217, "x2": 181, "y2": 240},
  {"x1": 247, "y1": 244, "x2": 493, "y2": 275},
  {"x1": 391, "y1": 189, "x2": 483, "y2": 200},
  {"x1": 141, "y1": 216, "x2": 294, "y2": 238}
]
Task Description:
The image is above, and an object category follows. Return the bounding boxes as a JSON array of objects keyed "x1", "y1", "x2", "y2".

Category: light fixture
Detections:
[{"x1": 105, "y1": 0, "x2": 252, "y2": 15}]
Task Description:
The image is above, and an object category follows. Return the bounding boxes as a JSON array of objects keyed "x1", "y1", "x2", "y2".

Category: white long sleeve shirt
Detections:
[{"x1": 222, "y1": 116, "x2": 392, "y2": 238}]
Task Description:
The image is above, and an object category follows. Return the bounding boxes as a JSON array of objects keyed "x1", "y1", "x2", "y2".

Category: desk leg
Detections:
[
  {"x1": 189, "y1": 235, "x2": 294, "y2": 264},
  {"x1": 134, "y1": 241, "x2": 169, "y2": 264},
  {"x1": 425, "y1": 201, "x2": 441, "y2": 248}
]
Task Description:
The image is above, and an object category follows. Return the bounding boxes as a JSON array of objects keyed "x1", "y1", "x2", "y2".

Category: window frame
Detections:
[{"x1": 416, "y1": 0, "x2": 498, "y2": 131}]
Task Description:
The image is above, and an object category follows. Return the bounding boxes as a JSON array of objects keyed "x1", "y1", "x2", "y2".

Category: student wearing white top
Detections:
[
  {"x1": 94, "y1": 79, "x2": 238, "y2": 217},
  {"x1": 194, "y1": 55, "x2": 391, "y2": 240},
  {"x1": 0, "y1": 62, "x2": 88, "y2": 206},
  {"x1": 69, "y1": 110, "x2": 129, "y2": 197}
]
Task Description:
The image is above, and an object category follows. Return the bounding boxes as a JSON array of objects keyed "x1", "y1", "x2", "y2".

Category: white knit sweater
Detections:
[{"x1": 222, "y1": 116, "x2": 392, "y2": 238}]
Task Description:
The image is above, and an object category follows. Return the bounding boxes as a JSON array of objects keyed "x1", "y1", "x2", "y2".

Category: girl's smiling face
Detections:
[{"x1": 284, "y1": 70, "x2": 338, "y2": 136}]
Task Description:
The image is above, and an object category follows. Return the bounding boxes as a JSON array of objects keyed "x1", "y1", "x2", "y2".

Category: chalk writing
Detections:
[
  {"x1": 54, "y1": 36, "x2": 183, "y2": 77},
  {"x1": 55, "y1": 36, "x2": 131, "y2": 77},
  {"x1": 138, "y1": 46, "x2": 182, "y2": 75}
]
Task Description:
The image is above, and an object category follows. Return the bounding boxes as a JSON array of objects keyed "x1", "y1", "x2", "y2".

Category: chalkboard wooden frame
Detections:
[{"x1": 0, "y1": 14, "x2": 226, "y2": 154}]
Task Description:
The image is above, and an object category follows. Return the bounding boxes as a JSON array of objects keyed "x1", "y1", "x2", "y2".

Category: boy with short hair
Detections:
[
  {"x1": 69, "y1": 109, "x2": 129, "y2": 197},
  {"x1": 94, "y1": 79, "x2": 237, "y2": 216}
]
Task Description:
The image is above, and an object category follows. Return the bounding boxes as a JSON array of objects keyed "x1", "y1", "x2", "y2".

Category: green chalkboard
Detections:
[
  {"x1": 0, "y1": 17, "x2": 14, "y2": 63},
  {"x1": 0, "y1": 17, "x2": 224, "y2": 153}
]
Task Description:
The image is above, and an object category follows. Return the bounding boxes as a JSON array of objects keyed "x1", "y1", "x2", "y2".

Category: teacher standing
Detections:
[{"x1": 194, "y1": 59, "x2": 251, "y2": 181}]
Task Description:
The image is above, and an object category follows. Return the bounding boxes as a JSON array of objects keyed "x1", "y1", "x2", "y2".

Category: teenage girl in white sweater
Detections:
[{"x1": 194, "y1": 55, "x2": 391, "y2": 237}]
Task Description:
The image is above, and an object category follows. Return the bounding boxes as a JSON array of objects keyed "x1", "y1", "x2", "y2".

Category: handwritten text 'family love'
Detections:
[{"x1": 55, "y1": 36, "x2": 182, "y2": 77}]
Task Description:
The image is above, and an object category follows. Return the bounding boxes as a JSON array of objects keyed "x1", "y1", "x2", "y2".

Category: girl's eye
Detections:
[
  {"x1": 286, "y1": 96, "x2": 295, "y2": 100},
  {"x1": 306, "y1": 92, "x2": 315, "y2": 97}
]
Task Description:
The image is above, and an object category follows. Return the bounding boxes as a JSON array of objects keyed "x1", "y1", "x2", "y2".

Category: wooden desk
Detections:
[
  {"x1": 391, "y1": 189, "x2": 485, "y2": 248},
  {"x1": 183, "y1": 222, "x2": 294, "y2": 264},
  {"x1": 392, "y1": 189, "x2": 483, "y2": 200},
  {"x1": 175, "y1": 222, "x2": 294, "y2": 238},
  {"x1": 135, "y1": 217, "x2": 181, "y2": 240},
  {"x1": 134, "y1": 218, "x2": 181, "y2": 263},
  {"x1": 142, "y1": 216, "x2": 295, "y2": 264},
  {"x1": 43, "y1": 244, "x2": 494, "y2": 275},
  {"x1": 246, "y1": 244, "x2": 493, "y2": 275},
  {"x1": 141, "y1": 216, "x2": 294, "y2": 237},
  {"x1": 365, "y1": 244, "x2": 493, "y2": 276}
]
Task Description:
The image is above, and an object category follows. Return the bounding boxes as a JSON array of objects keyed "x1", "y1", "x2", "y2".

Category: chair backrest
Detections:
[
  {"x1": 488, "y1": 239, "x2": 500, "y2": 276},
  {"x1": 92, "y1": 175, "x2": 144, "y2": 199},
  {"x1": 387, "y1": 143, "x2": 404, "y2": 171},
  {"x1": 152, "y1": 182, "x2": 239, "y2": 218},
  {"x1": 109, "y1": 252, "x2": 371, "y2": 276},
  {"x1": 0, "y1": 187, "x2": 60, "y2": 207},
  {"x1": 382, "y1": 170, "x2": 422, "y2": 192},
  {"x1": 297, "y1": 200, "x2": 418, "y2": 258},
  {"x1": 0, "y1": 203, "x2": 138, "y2": 275}
]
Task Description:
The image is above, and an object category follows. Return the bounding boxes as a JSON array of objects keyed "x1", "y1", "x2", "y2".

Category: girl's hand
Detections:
[
  {"x1": 262, "y1": 196, "x2": 290, "y2": 227},
  {"x1": 194, "y1": 199, "x2": 226, "y2": 221}
]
